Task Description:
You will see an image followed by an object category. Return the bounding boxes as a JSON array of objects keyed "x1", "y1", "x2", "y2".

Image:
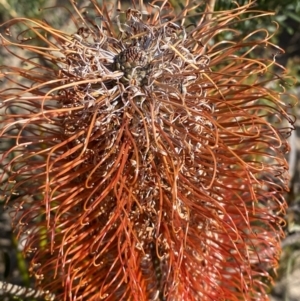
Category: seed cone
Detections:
[{"x1": 0, "y1": 1, "x2": 295, "y2": 300}]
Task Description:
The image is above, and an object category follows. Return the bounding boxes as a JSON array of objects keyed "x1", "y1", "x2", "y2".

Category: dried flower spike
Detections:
[{"x1": 0, "y1": 0, "x2": 296, "y2": 300}]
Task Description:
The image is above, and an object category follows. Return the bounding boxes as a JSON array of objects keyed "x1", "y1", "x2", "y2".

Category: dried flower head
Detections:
[{"x1": 0, "y1": 0, "x2": 296, "y2": 300}]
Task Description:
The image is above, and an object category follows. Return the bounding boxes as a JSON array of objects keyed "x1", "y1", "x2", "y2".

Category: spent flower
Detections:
[{"x1": 0, "y1": 0, "x2": 296, "y2": 300}]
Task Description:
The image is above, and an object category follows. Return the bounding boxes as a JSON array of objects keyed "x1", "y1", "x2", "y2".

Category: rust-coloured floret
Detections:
[{"x1": 0, "y1": 0, "x2": 296, "y2": 300}]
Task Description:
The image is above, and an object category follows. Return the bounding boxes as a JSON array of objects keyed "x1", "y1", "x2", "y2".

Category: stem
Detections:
[
  {"x1": 0, "y1": 281, "x2": 55, "y2": 301},
  {"x1": 206, "y1": 0, "x2": 216, "y2": 21}
]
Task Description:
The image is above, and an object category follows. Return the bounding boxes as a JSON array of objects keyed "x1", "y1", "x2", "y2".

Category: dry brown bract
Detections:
[{"x1": 0, "y1": 0, "x2": 296, "y2": 300}]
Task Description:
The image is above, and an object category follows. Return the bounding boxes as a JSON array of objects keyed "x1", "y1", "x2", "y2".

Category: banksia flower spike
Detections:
[{"x1": 0, "y1": 0, "x2": 296, "y2": 300}]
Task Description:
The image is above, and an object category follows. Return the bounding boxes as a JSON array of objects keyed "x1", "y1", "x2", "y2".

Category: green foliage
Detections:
[
  {"x1": 0, "y1": 0, "x2": 47, "y2": 19},
  {"x1": 215, "y1": 0, "x2": 300, "y2": 34}
]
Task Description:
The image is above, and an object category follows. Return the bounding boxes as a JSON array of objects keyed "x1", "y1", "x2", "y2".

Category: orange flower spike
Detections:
[{"x1": 0, "y1": 0, "x2": 296, "y2": 300}]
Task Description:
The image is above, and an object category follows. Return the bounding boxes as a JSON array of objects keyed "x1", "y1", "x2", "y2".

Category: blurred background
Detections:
[{"x1": 0, "y1": 0, "x2": 299, "y2": 300}]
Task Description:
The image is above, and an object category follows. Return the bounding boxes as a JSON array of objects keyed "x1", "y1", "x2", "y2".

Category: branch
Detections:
[{"x1": 281, "y1": 232, "x2": 300, "y2": 248}]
